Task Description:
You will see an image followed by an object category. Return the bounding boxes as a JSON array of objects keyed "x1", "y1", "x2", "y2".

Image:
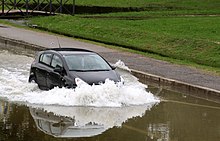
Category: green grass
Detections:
[
  {"x1": 83, "y1": 9, "x2": 220, "y2": 18},
  {"x1": 2, "y1": 0, "x2": 220, "y2": 9},
  {"x1": 75, "y1": 0, "x2": 220, "y2": 9},
  {"x1": 4, "y1": 0, "x2": 219, "y2": 8}
]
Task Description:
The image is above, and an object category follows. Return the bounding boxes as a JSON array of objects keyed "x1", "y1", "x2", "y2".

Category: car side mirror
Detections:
[
  {"x1": 111, "y1": 65, "x2": 116, "y2": 70},
  {"x1": 54, "y1": 65, "x2": 63, "y2": 73}
]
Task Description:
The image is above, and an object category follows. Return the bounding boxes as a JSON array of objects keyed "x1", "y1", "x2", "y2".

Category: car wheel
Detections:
[{"x1": 28, "y1": 76, "x2": 36, "y2": 83}]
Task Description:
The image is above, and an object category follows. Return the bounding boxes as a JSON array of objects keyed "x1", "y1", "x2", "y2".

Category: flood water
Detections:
[{"x1": 0, "y1": 50, "x2": 220, "y2": 141}]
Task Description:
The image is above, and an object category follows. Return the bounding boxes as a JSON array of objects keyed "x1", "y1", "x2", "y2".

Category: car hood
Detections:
[{"x1": 69, "y1": 70, "x2": 120, "y2": 85}]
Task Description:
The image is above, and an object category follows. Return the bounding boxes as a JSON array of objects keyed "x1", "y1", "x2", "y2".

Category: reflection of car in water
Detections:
[
  {"x1": 29, "y1": 107, "x2": 107, "y2": 138},
  {"x1": 0, "y1": 101, "x2": 12, "y2": 131}
]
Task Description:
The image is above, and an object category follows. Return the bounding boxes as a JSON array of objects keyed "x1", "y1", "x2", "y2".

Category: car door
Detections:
[
  {"x1": 46, "y1": 54, "x2": 64, "y2": 89},
  {"x1": 35, "y1": 53, "x2": 53, "y2": 89}
]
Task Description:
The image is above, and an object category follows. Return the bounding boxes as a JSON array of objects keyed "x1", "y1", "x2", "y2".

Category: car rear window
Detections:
[
  {"x1": 40, "y1": 53, "x2": 53, "y2": 66},
  {"x1": 51, "y1": 55, "x2": 63, "y2": 68}
]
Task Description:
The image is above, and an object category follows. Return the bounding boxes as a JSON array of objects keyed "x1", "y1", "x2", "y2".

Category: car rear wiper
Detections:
[
  {"x1": 70, "y1": 70, "x2": 88, "y2": 72},
  {"x1": 93, "y1": 69, "x2": 111, "y2": 71},
  {"x1": 70, "y1": 69, "x2": 110, "y2": 72}
]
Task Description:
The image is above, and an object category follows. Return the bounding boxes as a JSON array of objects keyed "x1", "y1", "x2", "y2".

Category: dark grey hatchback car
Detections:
[{"x1": 29, "y1": 48, "x2": 122, "y2": 90}]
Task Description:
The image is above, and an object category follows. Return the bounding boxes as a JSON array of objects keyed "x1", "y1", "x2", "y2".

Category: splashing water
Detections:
[
  {"x1": 113, "y1": 59, "x2": 131, "y2": 72},
  {"x1": 0, "y1": 50, "x2": 160, "y2": 107}
]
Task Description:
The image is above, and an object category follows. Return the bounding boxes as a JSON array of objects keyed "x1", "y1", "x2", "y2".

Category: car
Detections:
[{"x1": 28, "y1": 48, "x2": 123, "y2": 90}]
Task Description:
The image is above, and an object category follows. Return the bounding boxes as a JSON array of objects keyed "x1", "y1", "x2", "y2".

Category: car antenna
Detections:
[{"x1": 56, "y1": 36, "x2": 61, "y2": 48}]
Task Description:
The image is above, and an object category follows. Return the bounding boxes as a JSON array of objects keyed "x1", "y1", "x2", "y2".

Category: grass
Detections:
[
  {"x1": 2, "y1": 0, "x2": 220, "y2": 9},
  {"x1": 83, "y1": 9, "x2": 220, "y2": 18},
  {"x1": 3, "y1": 0, "x2": 219, "y2": 8},
  {"x1": 75, "y1": 0, "x2": 220, "y2": 9}
]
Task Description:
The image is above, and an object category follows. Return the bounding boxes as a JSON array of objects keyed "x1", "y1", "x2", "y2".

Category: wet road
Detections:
[{"x1": 0, "y1": 50, "x2": 220, "y2": 141}]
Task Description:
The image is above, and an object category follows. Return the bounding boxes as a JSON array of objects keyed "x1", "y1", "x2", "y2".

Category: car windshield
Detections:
[{"x1": 64, "y1": 54, "x2": 112, "y2": 71}]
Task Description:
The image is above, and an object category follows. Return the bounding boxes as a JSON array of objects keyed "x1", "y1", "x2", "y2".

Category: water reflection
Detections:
[
  {"x1": 147, "y1": 123, "x2": 170, "y2": 141},
  {"x1": 28, "y1": 104, "x2": 155, "y2": 138},
  {"x1": 0, "y1": 101, "x2": 11, "y2": 131},
  {"x1": 29, "y1": 107, "x2": 106, "y2": 138}
]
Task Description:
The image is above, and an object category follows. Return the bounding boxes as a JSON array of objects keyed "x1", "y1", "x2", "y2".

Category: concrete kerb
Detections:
[
  {"x1": 0, "y1": 36, "x2": 45, "y2": 56},
  {"x1": 0, "y1": 35, "x2": 220, "y2": 103},
  {"x1": 132, "y1": 69, "x2": 220, "y2": 103}
]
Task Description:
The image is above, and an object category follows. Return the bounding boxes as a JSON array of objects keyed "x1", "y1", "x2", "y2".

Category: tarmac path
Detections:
[{"x1": 0, "y1": 24, "x2": 220, "y2": 92}]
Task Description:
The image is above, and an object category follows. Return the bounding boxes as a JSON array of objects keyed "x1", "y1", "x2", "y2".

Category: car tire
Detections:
[{"x1": 28, "y1": 76, "x2": 36, "y2": 83}]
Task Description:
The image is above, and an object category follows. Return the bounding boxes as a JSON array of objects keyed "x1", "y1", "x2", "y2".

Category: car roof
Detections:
[
  {"x1": 45, "y1": 48, "x2": 96, "y2": 55},
  {"x1": 46, "y1": 48, "x2": 94, "y2": 52}
]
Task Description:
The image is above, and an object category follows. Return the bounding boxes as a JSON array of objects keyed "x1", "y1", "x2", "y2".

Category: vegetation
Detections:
[{"x1": 75, "y1": 0, "x2": 220, "y2": 9}]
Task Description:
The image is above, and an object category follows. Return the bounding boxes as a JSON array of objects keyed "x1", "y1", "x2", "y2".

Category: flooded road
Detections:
[{"x1": 0, "y1": 50, "x2": 220, "y2": 141}]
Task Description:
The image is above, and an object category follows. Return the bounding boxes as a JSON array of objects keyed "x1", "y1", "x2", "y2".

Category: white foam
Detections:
[
  {"x1": 113, "y1": 60, "x2": 131, "y2": 72},
  {"x1": 0, "y1": 51, "x2": 160, "y2": 107}
]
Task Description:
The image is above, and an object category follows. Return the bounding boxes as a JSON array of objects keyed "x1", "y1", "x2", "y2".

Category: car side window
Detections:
[
  {"x1": 40, "y1": 53, "x2": 53, "y2": 66},
  {"x1": 51, "y1": 55, "x2": 63, "y2": 68}
]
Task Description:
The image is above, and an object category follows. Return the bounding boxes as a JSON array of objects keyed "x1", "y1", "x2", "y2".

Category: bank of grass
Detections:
[
  {"x1": 77, "y1": 0, "x2": 220, "y2": 9},
  {"x1": 12, "y1": 0, "x2": 219, "y2": 8},
  {"x1": 3, "y1": 0, "x2": 220, "y2": 10},
  {"x1": 29, "y1": 14, "x2": 220, "y2": 68},
  {"x1": 83, "y1": 9, "x2": 220, "y2": 18}
]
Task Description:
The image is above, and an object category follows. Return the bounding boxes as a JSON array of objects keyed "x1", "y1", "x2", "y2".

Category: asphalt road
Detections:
[{"x1": 0, "y1": 24, "x2": 220, "y2": 91}]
